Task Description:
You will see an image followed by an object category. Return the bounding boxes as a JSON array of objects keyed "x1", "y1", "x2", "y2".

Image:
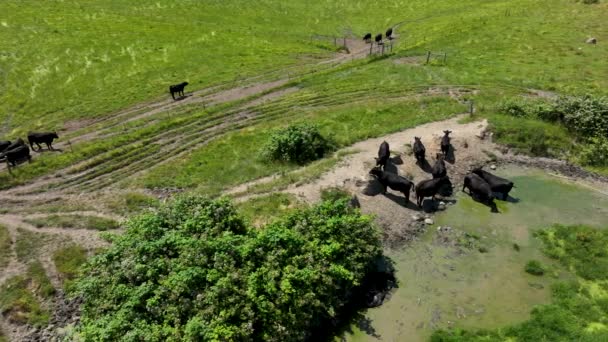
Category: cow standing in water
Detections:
[
  {"x1": 472, "y1": 167, "x2": 515, "y2": 200},
  {"x1": 27, "y1": 132, "x2": 59, "y2": 151},
  {"x1": 169, "y1": 82, "x2": 188, "y2": 100}
]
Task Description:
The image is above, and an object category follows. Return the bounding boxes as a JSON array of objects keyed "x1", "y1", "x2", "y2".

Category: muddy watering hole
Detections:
[{"x1": 344, "y1": 166, "x2": 608, "y2": 341}]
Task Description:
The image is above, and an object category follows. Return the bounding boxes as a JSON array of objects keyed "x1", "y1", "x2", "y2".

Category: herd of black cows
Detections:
[
  {"x1": 369, "y1": 130, "x2": 515, "y2": 211},
  {"x1": 363, "y1": 27, "x2": 395, "y2": 45},
  {"x1": 0, "y1": 132, "x2": 59, "y2": 170}
]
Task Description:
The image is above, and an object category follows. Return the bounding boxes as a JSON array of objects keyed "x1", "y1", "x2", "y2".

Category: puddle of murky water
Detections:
[{"x1": 344, "y1": 167, "x2": 608, "y2": 342}]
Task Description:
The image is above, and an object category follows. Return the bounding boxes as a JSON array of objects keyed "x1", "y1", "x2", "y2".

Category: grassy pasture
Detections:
[
  {"x1": 0, "y1": 0, "x2": 606, "y2": 190},
  {"x1": 25, "y1": 214, "x2": 120, "y2": 231},
  {"x1": 0, "y1": 0, "x2": 484, "y2": 133}
]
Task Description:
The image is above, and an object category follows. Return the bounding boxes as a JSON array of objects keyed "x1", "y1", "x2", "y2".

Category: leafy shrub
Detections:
[
  {"x1": 489, "y1": 115, "x2": 571, "y2": 157},
  {"x1": 261, "y1": 123, "x2": 332, "y2": 164},
  {"x1": 498, "y1": 98, "x2": 559, "y2": 121},
  {"x1": 578, "y1": 137, "x2": 608, "y2": 166},
  {"x1": 557, "y1": 95, "x2": 608, "y2": 138},
  {"x1": 525, "y1": 260, "x2": 545, "y2": 276},
  {"x1": 77, "y1": 196, "x2": 381, "y2": 341}
]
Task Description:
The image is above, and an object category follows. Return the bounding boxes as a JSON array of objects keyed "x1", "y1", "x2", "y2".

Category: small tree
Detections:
[{"x1": 261, "y1": 123, "x2": 332, "y2": 164}]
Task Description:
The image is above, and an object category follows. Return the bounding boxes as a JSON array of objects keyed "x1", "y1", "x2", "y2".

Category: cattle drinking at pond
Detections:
[
  {"x1": 415, "y1": 176, "x2": 451, "y2": 208},
  {"x1": 463, "y1": 173, "x2": 495, "y2": 206},
  {"x1": 169, "y1": 82, "x2": 188, "y2": 100},
  {"x1": 441, "y1": 130, "x2": 452, "y2": 157},
  {"x1": 376, "y1": 141, "x2": 390, "y2": 169},
  {"x1": 472, "y1": 167, "x2": 515, "y2": 200},
  {"x1": 28, "y1": 132, "x2": 58, "y2": 151},
  {"x1": 369, "y1": 167, "x2": 414, "y2": 203}
]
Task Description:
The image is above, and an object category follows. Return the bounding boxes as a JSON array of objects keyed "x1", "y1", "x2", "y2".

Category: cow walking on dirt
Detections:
[{"x1": 28, "y1": 132, "x2": 59, "y2": 151}]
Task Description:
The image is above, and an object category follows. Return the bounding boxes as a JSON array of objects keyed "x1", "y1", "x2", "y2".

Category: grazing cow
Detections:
[
  {"x1": 5, "y1": 145, "x2": 31, "y2": 167},
  {"x1": 0, "y1": 141, "x2": 10, "y2": 153},
  {"x1": 369, "y1": 167, "x2": 414, "y2": 203},
  {"x1": 386, "y1": 28, "x2": 393, "y2": 40},
  {"x1": 169, "y1": 82, "x2": 188, "y2": 100},
  {"x1": 363, "y1": 33, "x2": 372, "y2": 42},
  {"x1": 27, "y1": 132, "x2": 58, "y2": 151},
  {"x1": 415, "y1": 176, "x2": 450, "y2": 208},
  {"x1": 441, "y1": 130, "x2": 452, "y2": 156},
  {"x1": 472, "y1": 167, "x2": 515, "y2": 200},
  {"x1": 431, "y1": 153, "x2": 447, "y2": 179},
  {"x1": 375, "y1": 141, "x2": 390, "y2": 169},
  {"x1": 413, "y1": 137, "x2": 425, "y2": 164},
  {"x1": 375, "y1": 33, "x2": 383, "y2": 44},
  {"x1": 463, "y1": 173, "x2": 494, "y2": 205}
]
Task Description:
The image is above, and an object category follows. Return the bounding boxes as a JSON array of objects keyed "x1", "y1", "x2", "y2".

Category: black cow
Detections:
[
  {"x1": 376, "y1": 141, "x2": 390, "y2": 169},
  {"x1": 386, "y1": 28, "x2": 393, "y2": 40},
  {"x1": 5, "y1": 145, "x2": 31, "y2": 167},
  {"x1": 375, "y1": 33, "x2": 383, "y2": 44},
  {"x1": 472, "y1": 168, "x2": 515, "y2": 200},
  {"x1": 441, "y1": 130, "x2": 452, "y2": 156},
  {"x1": 463, "y1": 173, "x2": 494, "y2": 205},
  {"x1": 415, "y1": 176, "x2": 450, "y2": 208},
  {"x1": 369, "y1": 167, "x2": 414, "y2": 203},
  {"x1": 169, "y1": 82, "x2": 188, "y2": 100},
  {"x1": 0, "y1": 141, "x2": 10, "y2": 153},
  {"x1": 431, "y1": 153, "x2": 447, "y2": 179},
  {"x1": 413, "y1": 137, "x2": 425, "y2": 164},
  {"x1": 27, "y1": 132, "x2": 58, "y2": 151},
  {"x1": 3, "y1": 138, "x2": 25, "y2": 153},
  {"x1": 363, "y1": 33, "x2": 372, "y2": 42}
]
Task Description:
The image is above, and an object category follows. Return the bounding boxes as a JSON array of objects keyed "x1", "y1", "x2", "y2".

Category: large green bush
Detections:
[
  {"x1": 261, "y1": 123, "x2": 332, "y2": 164},
  {"x1": 77, "y1": 196, "x2": 381, "y2": 341},
  {"x1": 557, "y1": 95, "x2": 608, "y2": 138},
  {"x1": 578, "y1": 137, "x2": 608, "y2": 167}
]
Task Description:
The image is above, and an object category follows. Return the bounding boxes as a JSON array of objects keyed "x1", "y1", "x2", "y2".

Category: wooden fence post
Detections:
[
  {"x1": 369, "y1": 42, "x2": 373, "y2": 55},
  {"x1": 444, "y1": 53, "x2": 447, "y2": 64},
  {"x1": 343, "y1": 37, "x2": 346, "y2": 47},
  {"x1": 426, "y1": 51, "x2": 431, "y2": 64},
  {"x1": 68, "y1": 140, "x2": 73, "y2": 153},
  {"x1": 469, "y1": 100, "x2": 474, "y2": 115}
]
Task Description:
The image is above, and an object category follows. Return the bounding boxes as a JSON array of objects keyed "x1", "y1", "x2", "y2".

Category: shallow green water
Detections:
[{"x1": 345, "y1": 167, "x2": 608, "y2": 341}]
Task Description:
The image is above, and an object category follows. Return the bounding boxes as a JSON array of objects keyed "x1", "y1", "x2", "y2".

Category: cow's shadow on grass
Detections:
[
  {"x1": 34, "y1": 148, "x2": 63, "y2": 153},
  {"x1": 494, "y1": 193, "x2": 520, "y2": 203},
  {"x1": 173, "y1": 93, "x2": 193, "y2": 101}
]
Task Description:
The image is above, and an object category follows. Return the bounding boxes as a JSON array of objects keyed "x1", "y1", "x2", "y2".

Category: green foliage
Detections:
[
  {"x1": 489, "y1": 114, "x2": 571, "y2": 157},
  {"x1": 261, "y1": 123, "x2": 333, "y2": 164},
  {"x1": 525, "y1": 260, "x2": 545, "y2": 276},
  {"x1": 0, "y1": 262, "x2": 53, "y2": 327},
  {"x1": 105, "y1": 192, "x2": 160, "y2": 215},
  {"x1": 557, "y1": 95, "x2": 608, "y2": 138},
  {"x1": 578, "y1": 137, "x2": 608, "y2": 167},
  {"x1": 25, "y1": 214, "x2": 119, "y2": 231},
  {"x1": 432, "y1": 224, "x2": 608, "y2": 341},
  {"x1": 0, "y1": 225, "x2": 11, "y2": 270},
  {"x1": 536, "y1": 224, "x2": 608, "y2": 280},
  {"x1": 53, "y1": 245, "x2": 88, "y2": 291},
  {"x1": 320, "y1": 187, "x2": 351, "y2": 203},
  {"x1": 498, "y1": 97, "x2": 560, "y2": 121},
  {"x1": 77, "y1": 196, "x2": 381, "y2": 341}
]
